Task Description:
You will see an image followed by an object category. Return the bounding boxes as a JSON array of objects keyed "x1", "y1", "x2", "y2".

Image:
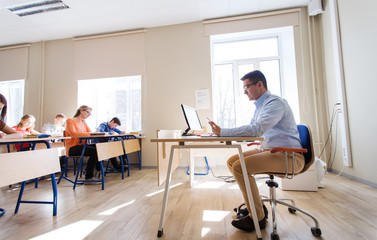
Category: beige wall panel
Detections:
[
  {"x1": 142, "y1": 22, "x2": 212, "y2": 168},
  {"x1": 43, "y1": 39, "x2": 75, "y2": 127},
  {"x1": 321, "y1": 0, "x2": 377, "y2": 184}
]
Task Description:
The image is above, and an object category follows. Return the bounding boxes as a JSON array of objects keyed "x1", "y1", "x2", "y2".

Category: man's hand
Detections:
[{"x1": 208, "y1": 121, "x2": 221, "y2": 136}]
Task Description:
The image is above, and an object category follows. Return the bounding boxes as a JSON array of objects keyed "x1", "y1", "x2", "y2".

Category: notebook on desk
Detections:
[{"x1": 90, "y1": 132, "x2": 106, "y2": 136}]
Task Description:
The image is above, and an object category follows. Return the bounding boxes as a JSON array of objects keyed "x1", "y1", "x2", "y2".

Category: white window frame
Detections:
[
  {"x1": 0, "y1": 79, "x2": 25, "y2": 127},
  {"x1": 210, "y1": 26, "x2": 299, "y2": 128},
  {"x1": 77, "y1": 76, "x2": 142, "y2": 132}
]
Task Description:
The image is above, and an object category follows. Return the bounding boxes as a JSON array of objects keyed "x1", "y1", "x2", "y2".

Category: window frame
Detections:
[{"x1": 210, "y1": 26, "x2": 299, "y2": 128}]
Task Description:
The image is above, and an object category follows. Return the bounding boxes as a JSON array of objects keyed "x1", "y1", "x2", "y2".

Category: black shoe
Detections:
[
  {"x1": 231, "y1": 215, "x2": 267, "y2": 232},
  {"x1": 114, "y1": 165, "x2": 128, "y2": 170},
  {"x1": 237, "y1": 205, "x2": 268, "y2": 219}
]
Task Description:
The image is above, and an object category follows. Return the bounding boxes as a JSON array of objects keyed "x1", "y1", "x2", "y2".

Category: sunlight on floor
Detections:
[
  {"x1": 202, "y1": 210, "x2": 230, "y2": 222},
  {"x1": 98, "y1": 199, "x2": 136, "y2": 215},
  {"x1": 145, "y1": 183, "x2": 183, "y2": 197},
  {"x1": 201, "y1": 227, "x2": 211, "y2": 237},
  {"x1": 193, "y1": 181, "x2": 226, "y2": 189},
  {"x1": 228, "y1": 184, "x2": 240, "y2": 190},
  {"x1": 29, "y1": 220, "x2": 103, "y2": 240}
]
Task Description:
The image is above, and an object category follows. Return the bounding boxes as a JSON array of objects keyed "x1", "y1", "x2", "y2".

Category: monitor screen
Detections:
[{"x1": 181, "y1": 104, "x2": 202, "y2": 135}]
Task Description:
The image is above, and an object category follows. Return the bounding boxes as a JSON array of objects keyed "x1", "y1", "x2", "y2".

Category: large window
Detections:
[
  {"x1": 78, "y1": 76, "x2": 141, "y2": 132},
  {"x1": 0, "y1": 80, "x2": 25, "y2": 127},
  {"x1": 211, "y1": 27, "x2": 299, "y2": 128}
]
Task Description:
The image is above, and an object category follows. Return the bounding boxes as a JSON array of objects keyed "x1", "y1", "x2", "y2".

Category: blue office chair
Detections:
[{"x1": 235, "y1": 124, "x2": 321, "y2": 239}]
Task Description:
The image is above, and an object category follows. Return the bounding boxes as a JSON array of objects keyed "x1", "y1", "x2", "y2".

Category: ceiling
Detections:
[{"x1": 0, "y1": 0, "x2": 311, "y2": 47}]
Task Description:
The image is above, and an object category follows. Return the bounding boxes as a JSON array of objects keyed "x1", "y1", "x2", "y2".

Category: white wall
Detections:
[
  {"x1": 24, "y1": 22, "x2": 213, "y2": 167},
  {"x1": 13, "y1": 5, "x2": 377, "y2": 186},
  {"x1": 143, "y1": 22, "x2": 213, "y2": 166},
  {"x1": 320, "y1": 0, "x2": 377, "y2": 184}
]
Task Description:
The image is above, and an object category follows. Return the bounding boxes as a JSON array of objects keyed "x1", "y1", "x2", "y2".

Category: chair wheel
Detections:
[
  {"x1": 271, "y1": 232, "x2": 280, "y2": 240},
  {"x1": 288, "y1": 208, "x2": 296, "y2": 214},
  {"x1": 311, "y1": 227, "x2": 322, "y2": 237}
]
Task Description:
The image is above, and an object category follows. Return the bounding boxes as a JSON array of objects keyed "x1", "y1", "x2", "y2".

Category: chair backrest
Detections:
[
  {"x1": 123, "y1": 139, "x2": 140, "y2": 154},
  {"x1": 297, "y1": 124, "x2": 315, "y2": 173},
  {"x1": 96, "y1": 141, "x2": 124, "y2": 161}
]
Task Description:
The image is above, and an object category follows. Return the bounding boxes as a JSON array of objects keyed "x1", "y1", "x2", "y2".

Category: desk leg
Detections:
[
  {"x1": 189, "y1": 149, "x2": 194, "y2": 187},
  {"x1": 73, "y1": 142, "x2": 88, "y2": 189},
  {"x1": 157, "y1": 145, "x2": 176, "y2": 237},
  {"x1": 237, "y1": 145, "x2": 262, "y2": 240},
  {"x1": 14, "y1": 181, "x2": 26, "y2": 213},
  {"x1": 51, "y1": 173, "x2": 58, "y2": 216}
]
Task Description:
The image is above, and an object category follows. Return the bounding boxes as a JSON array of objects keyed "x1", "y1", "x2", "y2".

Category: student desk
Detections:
[
  {"x1": 0, "y1": 136, "x2": 69, "y2": 152},
  {"x1": 67, "y1": 134, "x2": 139, "y2": 189},
  {"x1": 150, "y1": 135, "x2": 264, "y2": 240},
  {"x1": 0, "y1": 136, "x2": 69, "y2": 216}
]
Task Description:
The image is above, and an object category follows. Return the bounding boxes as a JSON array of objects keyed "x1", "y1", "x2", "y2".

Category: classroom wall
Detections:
[
  {"x1": 143, "y1": 22, "x2": 213, "y2": 167},
  {"x1": 320, "y1": 0, "x2": 377, "y2": 185},
  {"x1": 22, "y1": 10, "x2": 323, "y2": 167},
  {"x1": 24, "y1": 21, "x2": 214, "y2": 167},
  {"x1": 10, "y1": 5, "x2": 377, "y2": 186}
]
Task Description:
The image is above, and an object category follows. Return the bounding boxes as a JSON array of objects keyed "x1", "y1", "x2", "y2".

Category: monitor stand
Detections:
[{"x1": 182, "y1": 128, "x2": 195, "y2": 136}]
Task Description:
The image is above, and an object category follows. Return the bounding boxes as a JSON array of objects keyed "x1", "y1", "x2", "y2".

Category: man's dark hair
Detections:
[
  {"x1": 110, "y1": 117, "x2": 121, "y2": 126},
  {"x1": 240, "y1": 70, "x2": 268, "y2": 89}
]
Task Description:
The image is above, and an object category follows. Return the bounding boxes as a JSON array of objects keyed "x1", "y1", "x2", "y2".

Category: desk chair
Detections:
[
  {"x1": 96, "y1": 140, "x2": 125, "y2": 188},
  {"x1": 103, "y1": 139, "x2": 130, "y2": 178},
  {"x1": 236, "y1": 124, "x2": 321, "y2": 239},
  {"x1": 123, "y1": 139, "x2": 141, "y2": 170},
  {"x1": 58, "y1": 131, "x2": 80, "y2": 184}
]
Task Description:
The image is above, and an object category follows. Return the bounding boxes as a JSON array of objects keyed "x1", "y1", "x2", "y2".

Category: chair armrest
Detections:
[
  {"x1": 247, "y1": 142, "x2": 261, "y2": 147},
  {"x1": 270, "y1": 147, "x2": 307, "y2": 154}
]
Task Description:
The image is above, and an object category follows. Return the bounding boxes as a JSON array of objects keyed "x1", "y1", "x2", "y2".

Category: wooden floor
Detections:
[{"x1": 1, "y1": 168, "x2": 377, "y2": 240}]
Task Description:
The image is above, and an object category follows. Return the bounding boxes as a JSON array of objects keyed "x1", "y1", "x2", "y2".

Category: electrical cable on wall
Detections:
[
  {"x1": 318, "y1": 103, "x2": 341, "y2": 161},
  {"x1": 318, "y1": 102, "x2": 346, "y2": 177}
]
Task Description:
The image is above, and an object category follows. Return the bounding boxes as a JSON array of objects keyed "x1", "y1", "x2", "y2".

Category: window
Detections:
[
  {"x1": 78, "y1": 76, "x2": 141, "y2": 132},
  {"x1": 211, "y1": 27, "x2": 299, "y2": 128},
  {"x1": 0, "y1": 80, "x2": 25, "y2": 127}
]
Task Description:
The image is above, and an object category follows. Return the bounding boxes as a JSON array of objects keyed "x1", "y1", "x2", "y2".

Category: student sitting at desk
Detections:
[
  {"x1": 65, "y1": 105, "x2": 100, "y2": 181},
  {"x1": 12, "y1": 114, "x2": 41, "y2": 151},
  {"x1": 41, "y1": 113, "x2": 66, "y2": 136},
  {"x1": 97, "y1": 117, "x2": 125, "y2": 135},
  {"x1": 97, "y1": 117, "x2": 126, "y2": 170},
  {"x1": 0, "y1": 94, "x2": 22, "y2": 140}
]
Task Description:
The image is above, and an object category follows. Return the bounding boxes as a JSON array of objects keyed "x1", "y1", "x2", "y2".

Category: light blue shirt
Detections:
[{"x1": 220, "y1": 91, "x2": 302, "y2": 149}]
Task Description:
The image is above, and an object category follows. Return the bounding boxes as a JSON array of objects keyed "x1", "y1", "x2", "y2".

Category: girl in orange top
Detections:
[{"x1": 65, "y1": 105, "x2": 100, "y2": 180}]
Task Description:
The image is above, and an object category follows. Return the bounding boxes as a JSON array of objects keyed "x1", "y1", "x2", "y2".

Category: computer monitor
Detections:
[{"x1": 181, "y1": 104, "x2": 202, "y2": 136}]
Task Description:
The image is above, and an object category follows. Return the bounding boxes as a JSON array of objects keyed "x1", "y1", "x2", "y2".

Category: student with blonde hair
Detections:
[
  {"x1": 41, "y1": 113, "x2": 67, "y2": 136},
  {"x1": 12, "y1": 114, "x2": 41, "y2": 151}
]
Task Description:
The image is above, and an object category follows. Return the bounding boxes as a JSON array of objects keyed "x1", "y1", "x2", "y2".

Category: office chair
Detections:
[{"x1": 235, "y1": 124, "x2": 321, "y2": 239}]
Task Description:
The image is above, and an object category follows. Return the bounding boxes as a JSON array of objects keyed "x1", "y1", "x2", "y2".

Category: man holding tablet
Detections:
[{"x1": 208, "y1": 70, "x2": 304, "y2": 232}]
